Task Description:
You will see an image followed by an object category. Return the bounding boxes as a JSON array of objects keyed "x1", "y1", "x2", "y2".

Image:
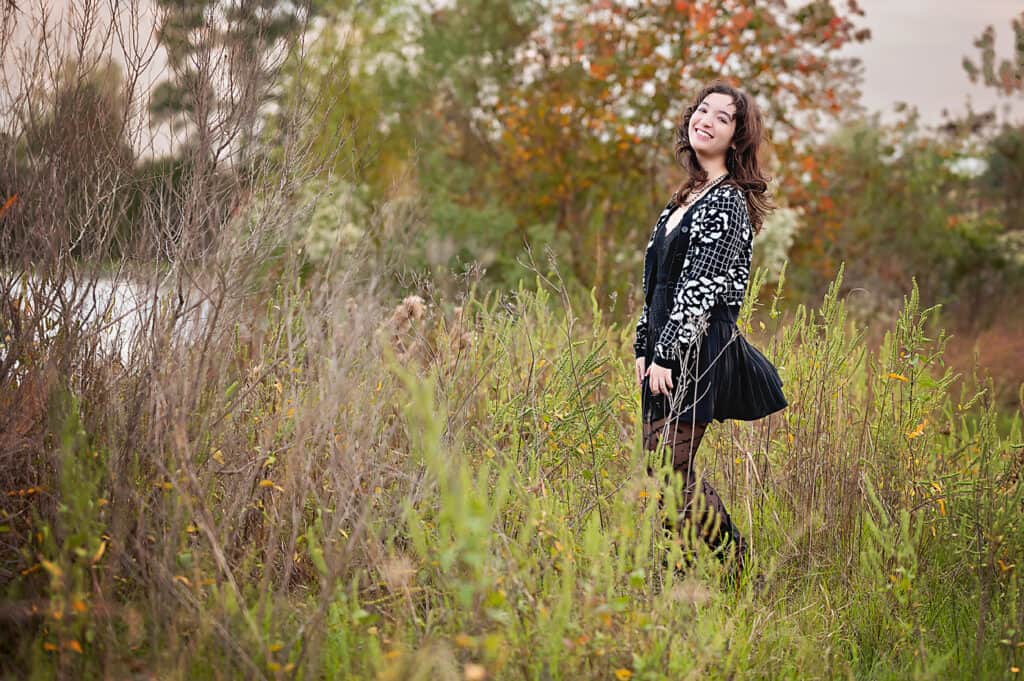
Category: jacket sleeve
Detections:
[
  {"x1": 633, "y1": 303, "x2": 648, "y2": 358},
  {"x1": 634, "y1": 206, "x2": 666, "y2": 359},
  {"x1": 652, "y1": 187, "x2": 750, "y2": 368}
]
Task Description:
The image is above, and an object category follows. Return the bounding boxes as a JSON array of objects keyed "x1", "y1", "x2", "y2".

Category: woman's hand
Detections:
[
  {"x1": 635, "y1": 357, "x2": 646, "y2": 387},
  {"x1": 646, "y1": 362, "x2": 674, "y2": 395}
]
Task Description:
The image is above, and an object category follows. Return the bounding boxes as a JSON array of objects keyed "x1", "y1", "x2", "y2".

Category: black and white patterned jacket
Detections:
[{"x1": 633, "y1": 182, "x2": 753, "y2": 369}]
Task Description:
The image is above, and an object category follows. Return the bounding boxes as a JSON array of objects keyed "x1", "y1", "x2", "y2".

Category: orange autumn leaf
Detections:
[
  {"x1": 694, "y1": 12, "x2": 713, "y2": 32},
  {"x1": 0, "y1": 193, "x2": 17, "y2": 219},
  {"x1": 906, "y1": 419, "x2": 928, "y2": 439},
  {"x1": 733, "y1": 9, "x2": 755, "y2": 30},
  {"x1": 589, "y1": 62, "x2": 611, "y2": 79}
]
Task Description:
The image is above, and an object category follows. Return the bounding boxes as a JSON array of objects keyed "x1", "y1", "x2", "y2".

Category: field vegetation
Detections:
[{"x1": 2, "y1": 1, "x2": 1023, "y2": 679}]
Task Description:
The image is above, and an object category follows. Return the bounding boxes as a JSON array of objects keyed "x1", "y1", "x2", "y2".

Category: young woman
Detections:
[{"x1": 633, "y1": 81, "x2": 788, "y2": 578}]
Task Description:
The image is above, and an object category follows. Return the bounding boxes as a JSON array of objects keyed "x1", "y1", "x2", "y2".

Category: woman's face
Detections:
[{"x1": 688, "y1": 92, "x2": 737, "y2": 158}]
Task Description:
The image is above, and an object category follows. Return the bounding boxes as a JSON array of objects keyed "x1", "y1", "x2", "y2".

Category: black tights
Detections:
[{"x1": 643, "y1": 416, "x2": 748, "y2": 571}]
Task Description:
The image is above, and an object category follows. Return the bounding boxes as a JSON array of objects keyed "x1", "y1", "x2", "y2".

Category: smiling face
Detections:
[{"x1": 688, "y1": 92, "x2": 737, "y2": 158}]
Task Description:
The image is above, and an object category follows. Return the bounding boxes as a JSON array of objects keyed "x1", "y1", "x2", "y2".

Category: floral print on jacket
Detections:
[{"x1": 633, "y1": 183, "x2": 753, "y2": 369}]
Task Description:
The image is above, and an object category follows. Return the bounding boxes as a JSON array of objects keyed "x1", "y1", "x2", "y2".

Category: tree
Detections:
[
  {"x1": 299, "y1": 0, "x2": 871, "y2": 297},
  {"x1": 150, "y1": 0, "x2": 316, "y2": 163},
  {"x1": 962, "y1": 12, "x2": 1024, "y2": 236},
  {"x1": 409, "y1": 0, "x2": 871, "y2": 292},
  {"x1": 2, "y1": 60, "x2": 137, "y2": 262},
  {"x1": 962, "y1": 10, "x2": 1024, "y2": 97},
  {"x1": 786, "y1": 115, "x2": 1011, "y2": 328}
]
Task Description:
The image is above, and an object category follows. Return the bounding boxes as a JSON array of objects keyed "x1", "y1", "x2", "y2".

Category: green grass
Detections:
[{"x1": 3, "y1": 261, "x2": 1022, "y2": 680}]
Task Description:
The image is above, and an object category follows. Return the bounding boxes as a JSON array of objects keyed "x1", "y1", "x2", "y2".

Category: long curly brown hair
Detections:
[{"x1": 670, "y1": 80, "x2": 774, "y2": 234}]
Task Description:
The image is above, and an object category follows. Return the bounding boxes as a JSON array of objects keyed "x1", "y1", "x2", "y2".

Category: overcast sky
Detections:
[{"x1": 838, "y1": 0, "x2": 1024, "y2": 126}]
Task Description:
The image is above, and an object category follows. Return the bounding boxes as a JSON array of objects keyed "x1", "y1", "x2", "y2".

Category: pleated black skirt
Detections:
[{"x1": 641, "y1": 301, "x2": 788, "y2": 426}]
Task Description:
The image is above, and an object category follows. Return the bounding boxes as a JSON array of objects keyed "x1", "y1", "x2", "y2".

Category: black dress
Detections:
[{"x1": 638, "y1": 189, "x2": 788, "y2": 426}]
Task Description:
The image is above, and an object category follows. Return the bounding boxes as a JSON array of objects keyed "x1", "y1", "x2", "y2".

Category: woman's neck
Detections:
[{"x1": 695, "y1": 153, "x2": 727, "y2": 180}]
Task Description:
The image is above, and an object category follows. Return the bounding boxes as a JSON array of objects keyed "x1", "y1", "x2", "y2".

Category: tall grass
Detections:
[
  {"x1": 4, "y1": 237, "x2": 1022, "y2": 678},
  {"x1": 1, "y1": 1, "x2": 1022, "y2": 679}
]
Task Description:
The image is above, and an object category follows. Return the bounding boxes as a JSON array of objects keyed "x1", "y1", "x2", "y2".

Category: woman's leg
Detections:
[{"x1": 644, "y1": 416, "x2": 749, "y2": 571}]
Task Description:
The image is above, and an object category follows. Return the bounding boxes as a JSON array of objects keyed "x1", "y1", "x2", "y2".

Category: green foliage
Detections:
[
  {"x1": 789, "y1": 116, "x2": 1015, "y2": 320},
  {"x1": 8, "y1": 2, "x2": 1024, "y2": 675},
  {"x1": 982, "y1": 123, "x2": 1024, "y2": 234},
  {"x1": 293, "y1": 0, "x2": 871, "y2": 301},
  {"x1": 4, "y1": 255, "x2": 1022, "y2": 677},
  {"x1": 340, "y1": 263, "x2": 1020, "y2": 680},
  {"x1": 4, "y1": 234, "x2": 1023, "y2": 679}
]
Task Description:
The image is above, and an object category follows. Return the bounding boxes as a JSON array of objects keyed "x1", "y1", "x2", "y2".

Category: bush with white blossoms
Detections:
[
  {"x1": 752, "y1": 204, "x2": 802, "y2": 283},
  {"x1": 298, "y1": 177, "x2": 370, "y2": 262},
  {"x1": 946, "y1": 155, "x2": 988, "y2": 179}
]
